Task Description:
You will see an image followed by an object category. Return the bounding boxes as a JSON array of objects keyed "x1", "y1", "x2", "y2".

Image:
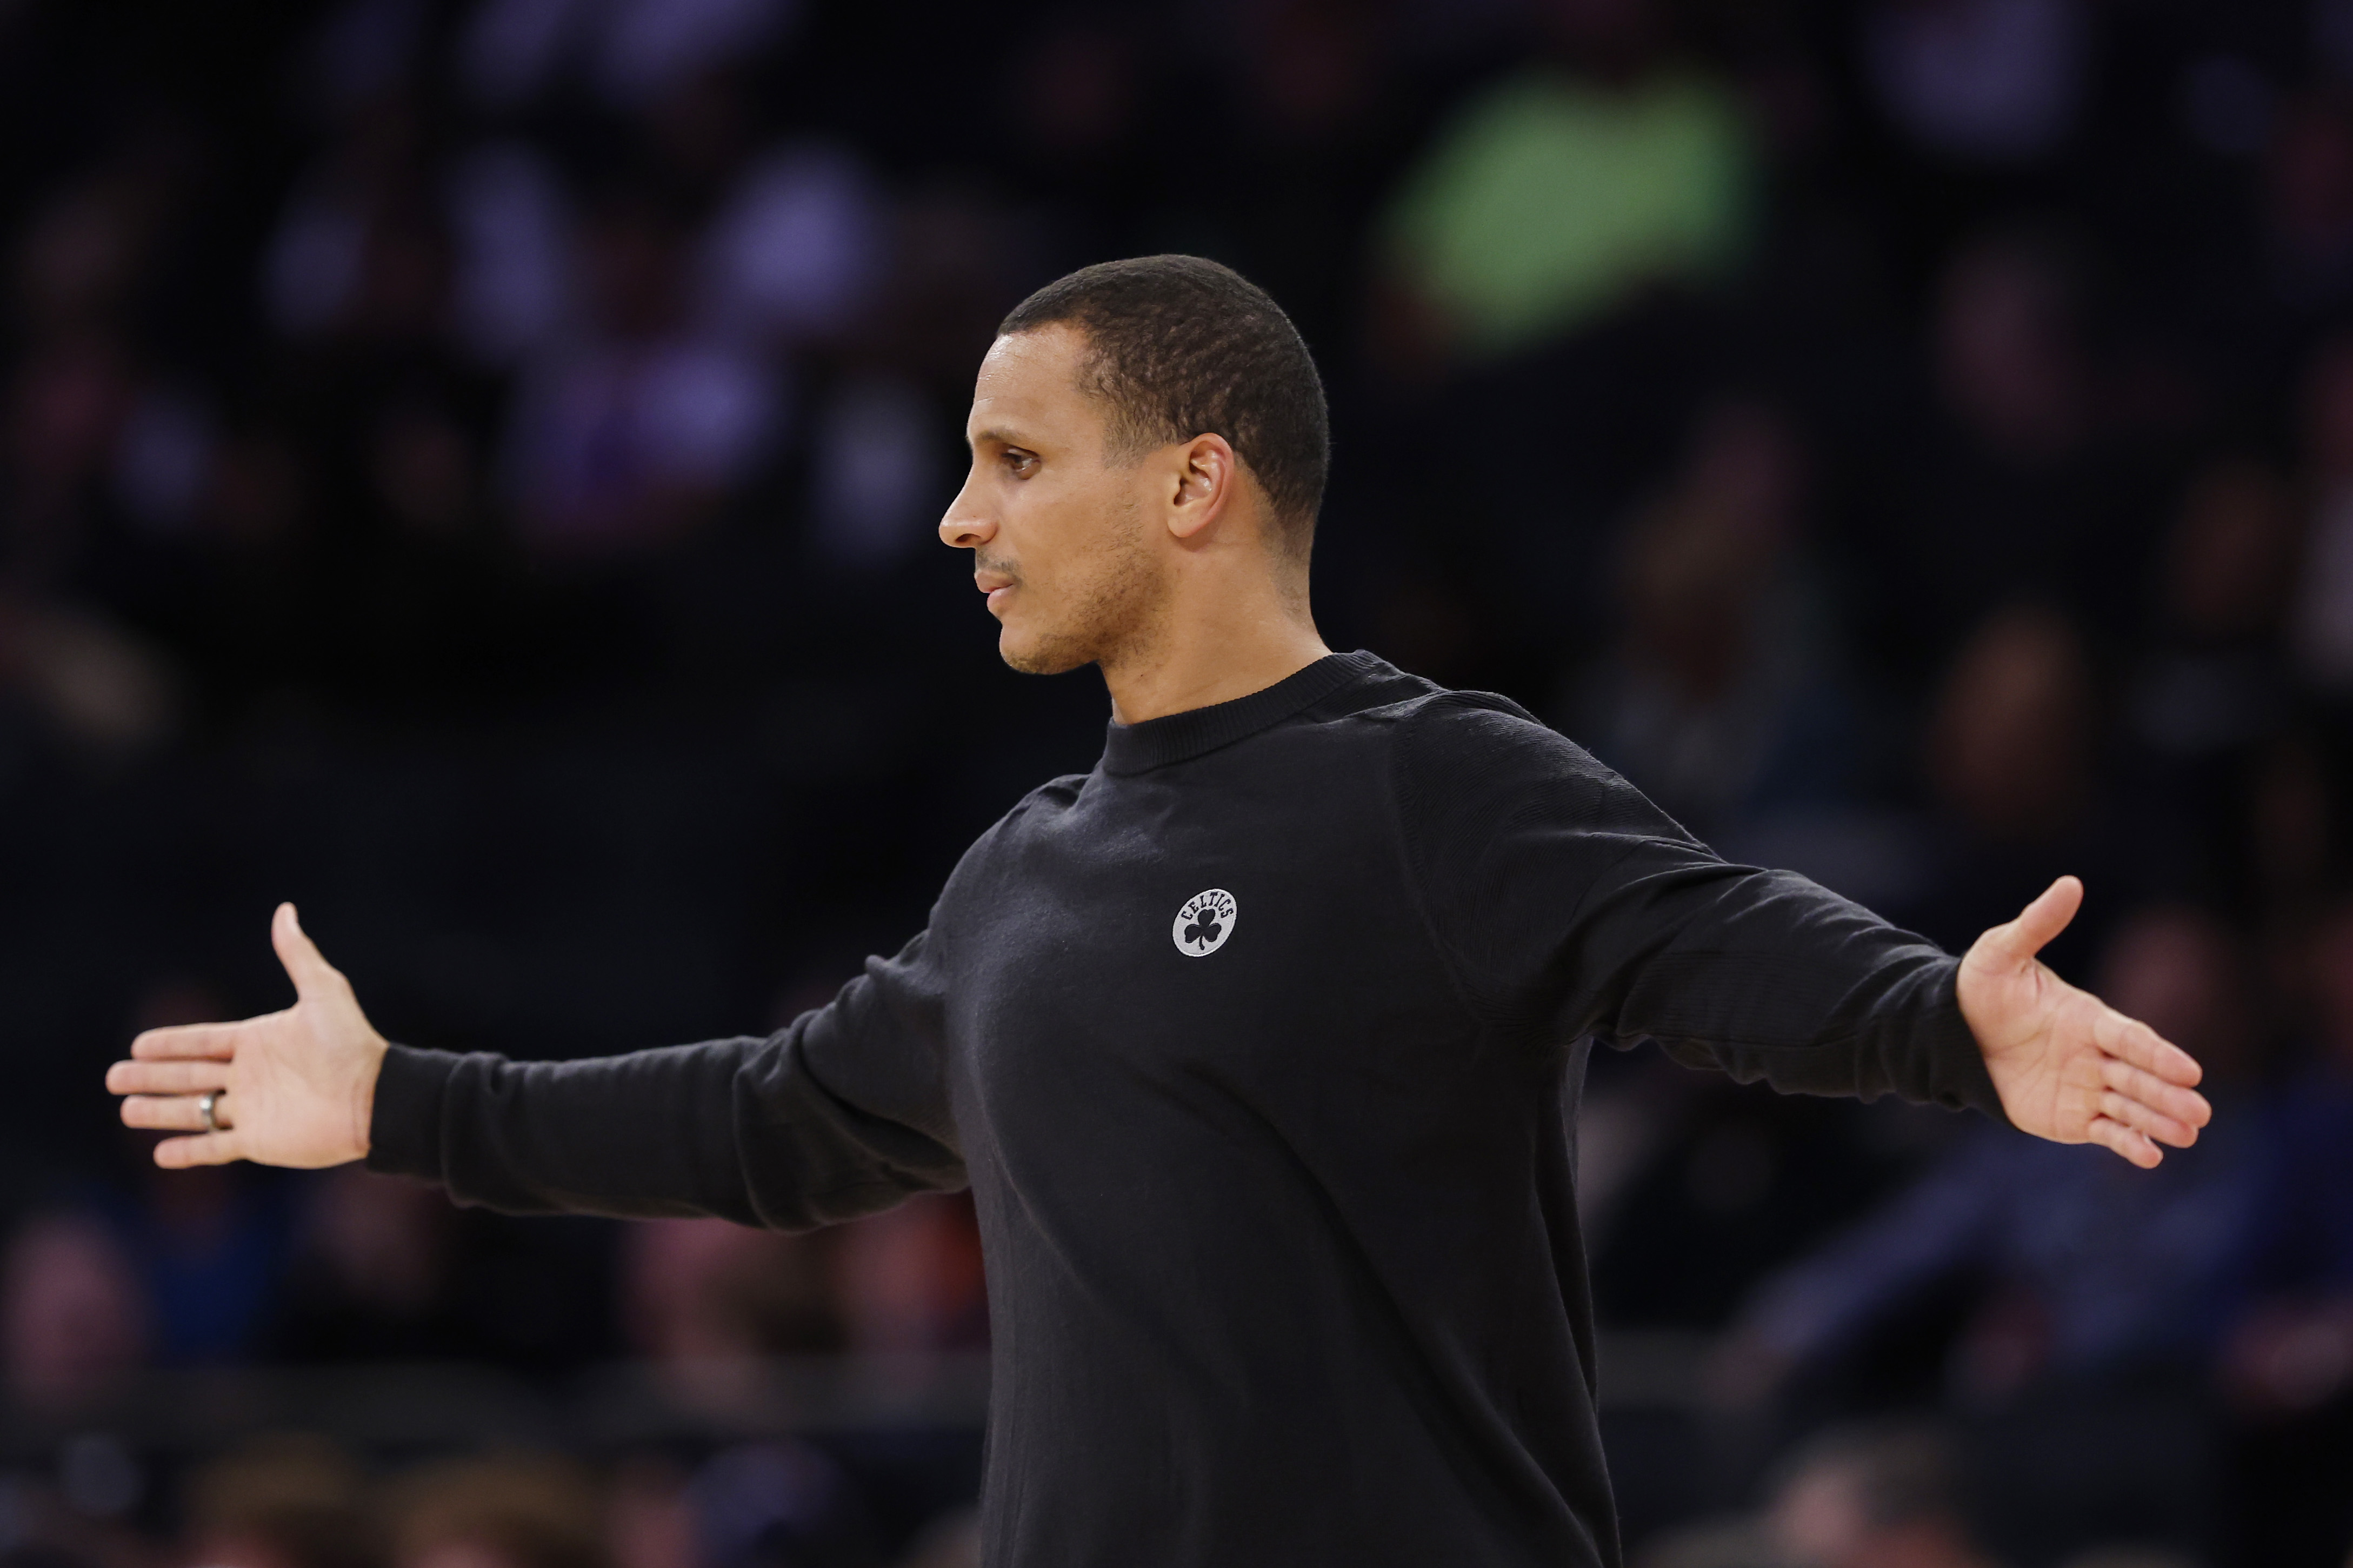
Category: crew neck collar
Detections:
[{"x1": 1099, "y1": 650, "x2": 1392, "y2": 775}]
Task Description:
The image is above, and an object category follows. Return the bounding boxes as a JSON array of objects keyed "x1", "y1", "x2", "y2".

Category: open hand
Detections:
[
  {"x1": 105, "y1": 904, "x2": 386, "y2": 1169},
  {"x1": 1958, "y1": 876, "x2": 2211, "y2": 1167}
]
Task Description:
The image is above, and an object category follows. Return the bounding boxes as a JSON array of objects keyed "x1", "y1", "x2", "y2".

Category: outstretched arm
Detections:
[
  {"x1": 104, "y1": 906, "x2": 966, "y2": 1227},
  {"x1": 1957, "y1": 875, "x2": 2208, "y2": 1167},
  {"x1": 1395, "y1": 699, "x2": 2209, "y2": 1165}
]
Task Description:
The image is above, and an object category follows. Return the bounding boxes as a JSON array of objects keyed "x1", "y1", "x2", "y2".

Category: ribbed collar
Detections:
[{"x1": 1099, "y1": 650, "x2": 1392, "y2": 775}]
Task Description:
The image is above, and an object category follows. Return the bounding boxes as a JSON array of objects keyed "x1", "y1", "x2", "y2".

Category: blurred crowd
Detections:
[{"x1": 2, "y1": 0, "x2": 2353, "y2": 1563}]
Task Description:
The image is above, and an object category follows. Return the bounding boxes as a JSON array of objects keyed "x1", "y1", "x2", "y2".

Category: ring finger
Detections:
[{"x1": 121, "y1": 1092, "x2": 236, "y2": 1133}]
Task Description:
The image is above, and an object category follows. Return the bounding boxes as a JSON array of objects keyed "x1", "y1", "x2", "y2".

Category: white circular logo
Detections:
[{"x1": 1172, "y1": 888, "x2": 1238, "y2": 957}]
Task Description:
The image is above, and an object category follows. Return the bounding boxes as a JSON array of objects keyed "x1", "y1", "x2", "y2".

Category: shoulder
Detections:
[
  {"x1": 1367, "y1": 688, "x2": 1685, "y2": 844},
  {"x1": 1370, "y1": 687, "x2": 1611, "y2": 784},
  {"x1": 981, "y1": 772, "x2": 1090, "y2": 842},
  {"x1": 938, "y1": 772, "x2": 1090, "y2": 886}
]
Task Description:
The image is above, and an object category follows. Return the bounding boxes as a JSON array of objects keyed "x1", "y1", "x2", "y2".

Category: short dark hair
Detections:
[{"x1": 998, "y1": 255, "x2": 1330, "y2": 555}]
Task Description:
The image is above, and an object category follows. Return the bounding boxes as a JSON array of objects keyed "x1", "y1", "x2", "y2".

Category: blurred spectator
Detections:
[
  {"x1": 1863, "y1": 228, "x2": 2131, "y2": 669},
  {"x1": 805, "y1": 374, "x2": 948, "y2": 576},
  {"x1": 459, "y1": 0, "x2": 797, "y2": 112},
  {"x1": 2230, "y1": 901, "x2": 2353, "y2": 1411},
  {"x1": 111, "y1": 1161, "x2": 289, "y2": 1366},
  {"x1": 2129, "y1": 459, "x2": 2297, "y2": 762},
  {"x1": 1728, "y1": 906, "x2": 2265, "y2": 1561},
  {"x1": 689, "y1": 1442, "x2": 879, "y2": 1568},
  {"x1": 2124, "y1": 458, "x2": 2301, "y2": 907},
  {"x1": 1924, "y1": 604, "x2": 2094, "y2": 843},
  {"x1": 1571, "y1": 399, "x2": 1858, "y2": 840},
  {"x1": 2247, "y1": 732, "x2": 2341, "y2": 922},
  {"x1": 271, "y1": 1169, "x2": 459, "y2": 1362},
  {"x1": 445, "y1": 144, "x2": 576, "y2": 369},
  {"x1": 888, "y1": 1510, "x2": 977, "y2": 1568},
  {"x1": 621, "y1": 1217, "x2": 842, "y2": 1413},
  {"x1": 263, "y1": 103, "x2": 448, "y2": 349},
  {"x1": 4, "y1": 325, "x2": 136, "y2": 572},
  {"x1": 503, "y1": 197, "x2": 782, "y2": 560},
  {"x1": 606, "y1": 1456, "x2": 696, "y2": 1568},
  {"x1": 1899, "y1": 602, "x2": 2123, "y2": 966},
  {"x1": 1373, "y1": 0, "x2": 1751, "y2": 368},
  {"x1": 2219, "y1": 897, "x2": 2353, "y2": 1565},
  {"x1": 2293, "y1": 335, "x2": 2353, "y2": 691},
  {"x1": 1733, "y1": 905, "x2": 2262, "y2": 1390},
  {"x1": 1630, "y1": 1421, "x2": 1994, "y2": 1568},
  {"x1": 1933, "y1": 232, "x2": 2088, "y2": 474},
  {"x1": 694, "y1": 144, "x2": 884, "y2": 352},
  {"x1": 1009, "y1": 15, "x2": 1142, "y2": 180},
  {"x1": 179, "y1": 1435, "x2": 376, "y2": 1568},
  {"x1": 851, "y1": 190, "x2": 1036, "y2": 402},
  {"x1": 14, "y1": 160, "x2": 175, "y2": 341},
  {"x1": 1234, "y1": 0, "x2": 1394, "y2": 157},
  {"x1": 370, "y1": 397, "x2": 482, "y2": 542},
  {"x1": 386, "y1": 1454, "x2": 604, "y2": 1568},
  {"x1": 0, "y1": 596, "x2": 180, "y2": 756},
  {"x1": 834, "y1": 1195, "x2": 986, "y2": 1356},
  {"x1": 1765, "y1": 1423, "x2": 1996, "y2": 1568},
  {"x1": 0, "y1": 1210, "x2": 149, "y2": 1416},
  {"x1": 2265, "y1": 94, "x2": 2353, "y2": 310},
  {"x1": 1862, "y1": 0, "x2": 2088, "y2": 165},
  {"x1": 297, "y1": 0, "x2": 432, "y2": 122}
]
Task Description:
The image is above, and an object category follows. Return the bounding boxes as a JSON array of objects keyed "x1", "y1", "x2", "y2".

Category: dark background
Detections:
[{"x1": 2, "y1": 1, "x2": 2351, "y2": 1566}]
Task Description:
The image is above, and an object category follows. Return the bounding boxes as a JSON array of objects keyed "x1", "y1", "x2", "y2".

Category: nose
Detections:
[{"x1": 939, "y1": 472, "x2": 996, "y2": 551}]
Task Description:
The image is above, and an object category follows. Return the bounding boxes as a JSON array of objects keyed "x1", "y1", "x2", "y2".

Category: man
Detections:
[{"x1": 108, "y1": 256, "x2": 2209, "y2": 1567}]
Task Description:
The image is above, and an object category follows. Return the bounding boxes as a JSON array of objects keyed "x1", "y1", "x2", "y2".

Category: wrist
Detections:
[
  {"x1": 1952, "y1": 941, "x2": 1998, "y2": 1050},
  {"x1": 350, "y1": 1032, "x2": 388, "y2": 1159}
]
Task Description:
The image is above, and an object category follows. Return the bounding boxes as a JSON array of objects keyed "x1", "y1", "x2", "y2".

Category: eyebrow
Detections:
[{"x1": 969, "y1": 427, "x2": 1034, "y2": 451}]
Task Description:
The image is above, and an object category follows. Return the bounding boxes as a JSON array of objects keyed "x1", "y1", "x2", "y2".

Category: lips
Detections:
[{"x1": 974, "y1": 569, "x2": 1015, "y2": 615}]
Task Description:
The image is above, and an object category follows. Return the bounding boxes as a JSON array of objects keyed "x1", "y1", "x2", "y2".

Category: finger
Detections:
[
  {"x1": 1982, "y1": 876, "x2": 2084, "y2": 966},
  {"x1": 130, "y1": 1022, "x2": 245, "y2": 1060},
  {"x1": 153, "y1": 1130, "x2": 246, "y2": 1169},
  {"x1": 2086, "y1": 1115, "x2": 2162, "y2": 1169},
  {"x1": 2099, "y1": 1089, "x2": 2196, "y2": 1150},
  {"x1": 2092, "y1": 1010, "x2": 2204, "y2": 1089},
  {"x1": 120, "y1": 1092, "x2": 235, "y2": 1133},
  {"x1": 271, "y1": 902, "x2": 344, "y2": 1003},
  {"x1": 106, "y1": 1059, "x2": 230, "y2": 1096},
  {"x1": 2099, "y1": 1055, "x2": 2212, "y2": 1132}
]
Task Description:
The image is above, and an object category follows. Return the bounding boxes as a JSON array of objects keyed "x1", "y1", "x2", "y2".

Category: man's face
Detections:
[{"x1": 939, "y1": 325, "x2": 1164, "y2": 674}]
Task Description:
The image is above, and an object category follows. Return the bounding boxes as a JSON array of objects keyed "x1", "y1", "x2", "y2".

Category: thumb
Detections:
[
  {"x1": 1979, "y1": 875, "x2": 2083, "y2": 969},
  {"x1": 270, "y1": 902, "x2": 341, "y2": 1002}
]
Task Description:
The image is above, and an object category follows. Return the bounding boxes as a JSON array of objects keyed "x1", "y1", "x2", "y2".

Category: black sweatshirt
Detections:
[{"x1": 368, "y1": 651, "x2": 2005, "y2": 1567}]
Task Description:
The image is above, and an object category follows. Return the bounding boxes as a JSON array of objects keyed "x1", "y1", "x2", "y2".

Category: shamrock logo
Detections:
[{"x1": 1171, "y1": 889, "x2": 1238, "y2": 957}]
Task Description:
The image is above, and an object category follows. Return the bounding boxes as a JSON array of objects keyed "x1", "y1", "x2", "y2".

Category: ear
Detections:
[{"x1": 1164, "y1": 433, "x2": 1238, "y2": 542}]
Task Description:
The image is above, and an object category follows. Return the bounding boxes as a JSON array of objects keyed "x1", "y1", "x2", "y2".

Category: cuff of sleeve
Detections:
[
  {"x1": 1928, "y1": 965, "x2": 2011, "y2": 1126},
  {"x1": 363, "y1": 1044, "x2": 460, "y2": 1182}
]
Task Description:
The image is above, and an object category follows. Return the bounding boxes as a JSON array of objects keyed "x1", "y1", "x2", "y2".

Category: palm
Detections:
[
  {"x1": 105, "y1": 904, "x2": 386, "y2": 1169},
  {"x1": 220, "y1": 1002, "x2": 377, "y2": 1166},
  {"x1": 1956, "y1": 877, "x2": 2210, "y2": 1168}
]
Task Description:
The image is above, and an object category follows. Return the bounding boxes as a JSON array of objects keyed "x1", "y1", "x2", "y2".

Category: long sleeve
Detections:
[
  {"x1": 1392, "y1": 695, "x2": 2007, "y2": 1117},
  {"x1": 363, "y1": 929, "x2": 965, "y2": 1229}
]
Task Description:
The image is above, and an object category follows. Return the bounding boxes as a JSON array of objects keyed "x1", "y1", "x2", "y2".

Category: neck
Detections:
[{"x1": 1099, "y1": 571, "x2": 1330, "y2": 724}]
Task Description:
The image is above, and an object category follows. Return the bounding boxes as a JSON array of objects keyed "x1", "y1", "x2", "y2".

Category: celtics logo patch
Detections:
[{"x1": 1172, "y1": 889, "x2": 1238, "y2": 957}]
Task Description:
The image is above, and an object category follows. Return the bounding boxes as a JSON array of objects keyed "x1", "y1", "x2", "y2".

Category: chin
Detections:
[{"x1": 998, "y1": 623, "x2": 1096, "y2": 677}]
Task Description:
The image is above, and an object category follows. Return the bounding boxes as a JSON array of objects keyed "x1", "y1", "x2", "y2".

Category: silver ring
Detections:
[{"x1": 197, "y1": 1091, "x2": 222, "y2": 1133}]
